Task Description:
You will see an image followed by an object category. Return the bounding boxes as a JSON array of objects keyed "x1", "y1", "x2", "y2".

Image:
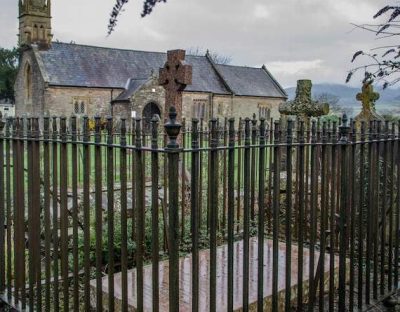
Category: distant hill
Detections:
[{"x1": 285, "y1": 83, "x2": 400, "y2": 113}]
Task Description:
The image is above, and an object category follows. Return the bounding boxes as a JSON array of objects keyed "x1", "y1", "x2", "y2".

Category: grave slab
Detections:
[{"x1": 90, "y1": 237, "x2": 340, "y2": 311}]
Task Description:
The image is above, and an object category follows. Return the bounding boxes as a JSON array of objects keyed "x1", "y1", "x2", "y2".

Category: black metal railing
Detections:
[{"x1": 0, "y1": 108, "x2": 399, "y2": 311}]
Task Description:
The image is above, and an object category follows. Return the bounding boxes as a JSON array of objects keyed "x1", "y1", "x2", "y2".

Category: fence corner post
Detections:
[
  {"x1": 0, "y1": 114, "x2": 5, "y2": 294},
  {"x1": 338, "y1": 114, "x2": 350, "y2": 311},
  {"x1": 164, "y1": 106, "x2": 182, "y2": 312}
]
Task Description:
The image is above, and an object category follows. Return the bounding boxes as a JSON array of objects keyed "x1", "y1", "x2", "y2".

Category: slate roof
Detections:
[
  {"x1": 214, "y1": 64, "x2": 287, "y2": 98},
  {"x1": 112, "y1": 78, "x2": 148, "y2": 102},
  {"x1": 36, "y1": 42, "x2": 286, "y2": 99}
]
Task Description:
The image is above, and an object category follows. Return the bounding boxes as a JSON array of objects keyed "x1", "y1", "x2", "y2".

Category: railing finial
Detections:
[
  {"x1": 165, "y1": 106, "x2": 182, "y2": 149},
  {"x1": 339, "y1": 114, "x2": 350, "y2": 143}
]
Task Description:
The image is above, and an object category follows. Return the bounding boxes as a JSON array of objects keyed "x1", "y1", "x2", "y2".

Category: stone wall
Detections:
[
  {"x1": 127, "y1": 81, "x2": 285, "y2": 125},
  {"x1": 15, "y1": 48, "x2": 121, "y2": 118},
  {"x1": 14, "y1": 49, "x2": 47, "y2": 117},
  {"x1": 130, "y1": 79, "x2": 165, "y2": 121},
  {"x1": 182, "y1": 93, "x2": 284, "y2": 123},
  {"x1": 43, "y1": 86, "x2": 119, "y2": 117}
]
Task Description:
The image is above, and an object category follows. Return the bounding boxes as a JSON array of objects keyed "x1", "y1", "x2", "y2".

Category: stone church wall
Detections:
[
  {"x1": 130, "y1": 81, "x2": 165, "y2": 121},
  {"x1": 229, "y1": 96, "x2": 283, "y2": 121},
  {"x1": 15, "y1": 49, "x2": 120, "y2": 118},
  {"x1": 15, "y1": 49, "x2": 47, "y2": 117},
  {"x1": 43, "y1": 86, "x2": 118, "y2": 117}
]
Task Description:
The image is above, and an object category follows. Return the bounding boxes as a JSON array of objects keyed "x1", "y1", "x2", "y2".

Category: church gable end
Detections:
[{"x1": 15, "y1": 49, "x2": 47, "y2": 116}]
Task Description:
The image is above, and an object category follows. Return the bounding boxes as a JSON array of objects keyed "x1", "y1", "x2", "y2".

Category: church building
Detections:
[{"x1": 14, "y1": 0, "x2": 287, "y2": 125}]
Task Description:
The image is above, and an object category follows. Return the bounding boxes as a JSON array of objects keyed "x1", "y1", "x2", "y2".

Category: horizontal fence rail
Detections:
[{"x1": 0, "y1": 110, "x2": 399, "y2": 311}]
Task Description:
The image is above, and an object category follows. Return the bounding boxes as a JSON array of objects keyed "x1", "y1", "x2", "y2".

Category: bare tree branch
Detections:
[
  {"x1": 108, "y1": 0, "x2": 167, "y2": 34},
  {"x1": 349, "y1": 5, "x2": 400, "y2": 89}
]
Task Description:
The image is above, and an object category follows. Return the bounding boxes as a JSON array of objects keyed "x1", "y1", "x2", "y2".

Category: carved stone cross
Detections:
[
  {"x1": 356, "y1": 82, "x2": 379, "y2": 112},
  {"x1": 279, "y1": 79, "x2": 329, "y2": 120},
  {"x1": 159, "y1": 50, "x2": 192, "y2": 120},
  {"x1": 354, "y1": 82, "x2": 383, "y2": 125}
]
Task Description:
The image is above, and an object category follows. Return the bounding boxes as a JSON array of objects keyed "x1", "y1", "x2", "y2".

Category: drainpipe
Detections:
[
  {"x1": 110, "y1": 89, "x2": 114, "y2": 116},
  {"x1": 210, "y1": 93, "x2": 214, "y2": 119}
]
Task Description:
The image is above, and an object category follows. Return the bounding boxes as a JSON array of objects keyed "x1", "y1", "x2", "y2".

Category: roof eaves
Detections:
[
  {"x1": 47, "y1": 83, "x2": 125, "y2": 90},
  {"x1": 111, "y1": 98, "x2": 130, "y2": 104}
]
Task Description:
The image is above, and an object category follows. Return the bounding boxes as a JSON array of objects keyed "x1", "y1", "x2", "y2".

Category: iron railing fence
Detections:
[{"x1": 0, "y1": 109, "x2": 399, "y2": 311}]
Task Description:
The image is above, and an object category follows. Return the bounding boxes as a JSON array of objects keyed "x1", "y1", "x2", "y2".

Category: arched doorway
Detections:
[{"x1": 142, "y1": 102, "x2": 161, "y2": 133}]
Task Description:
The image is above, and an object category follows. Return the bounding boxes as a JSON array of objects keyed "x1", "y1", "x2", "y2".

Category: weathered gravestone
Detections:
[
  {"x1": 279, "y1": 79, "x2": 329, "y2": 170},
  {"x1": 354, "y1": 82, "x2": 384, "y2": 127},
  {"x1": 159, "y1": 49, "x2": 192, "y2": 121},
  {"x1": 279, "y1": 79, "x2": 329, "y2": 120}
]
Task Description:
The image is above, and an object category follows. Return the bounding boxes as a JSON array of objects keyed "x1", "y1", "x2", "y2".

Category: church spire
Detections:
[{"x1": 19, "y1": 0, "x2": 52, "y2": 49}]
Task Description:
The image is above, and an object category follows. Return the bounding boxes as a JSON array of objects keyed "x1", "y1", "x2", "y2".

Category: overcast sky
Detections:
[{"x1": 0, "y1": 0, "x2": 391, "y2": 88}]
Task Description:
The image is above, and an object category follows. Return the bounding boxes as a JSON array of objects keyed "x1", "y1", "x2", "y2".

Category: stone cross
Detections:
[
  {"x1": 159, "y1": 50, "x2": 192, "y2": 121},
  {"x1": 357, "y1": 82, "x2": 379, "y2": 111},
  {"x1": 354, "y1": 82, "x2": 383, "y2": 125},
  {"x1": 354, "y1": 82, "x2": 384, "y2": 128},
  {"x1": 279, "y1": 79, "x2": 329, "y2": 120}
]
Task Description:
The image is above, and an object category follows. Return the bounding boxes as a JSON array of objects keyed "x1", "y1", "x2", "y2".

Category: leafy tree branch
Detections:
[{"x1": 0, "y1": 47, "x2": 19, "y2": 103}]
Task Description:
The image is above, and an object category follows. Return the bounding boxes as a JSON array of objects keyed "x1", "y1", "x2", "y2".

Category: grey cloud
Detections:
[{"x1": 0, "y1": 0, "x2": 392, "y2": 87}]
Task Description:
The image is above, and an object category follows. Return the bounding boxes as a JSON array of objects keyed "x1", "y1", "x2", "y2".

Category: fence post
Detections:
[
  {"x1": 27, "y1": 117, "x2": 34, "y2": 311},
  {"x1": 5, "y1": 118, "x2": 11, "y2": 300},
  {"x1": 59, "y1": 117, "x2": 69, "y2": 312},
  {"x1": 319, "y1": 121, "x2": 328, "y2": 311},
  {"x1": 151, "y1": 116, "x2": 160, "y2": 312},
  {"x1": 92, "y1": 116, "x2": 103, "y2": 311},
  {"x1": 164, "y1": 107, "x2": 182, "y2": 312},
  {"x1": 338, "y1": 114, "x2": 350, "y2": 311},
  {"x1": 81, "y1": 116, "x2": 91, "y2": 311},
  {"x1": 70, "y1": 115, "x2": 79, "y2": 311},
  {"x1": 297, "y1": 120, "x2": 305, "y2": 310},
  {"x1": 209, "y1": 118, "x2": 218, "y2": 312},
  {"x1": 191, "y1": 118, "x2": 200, "y2": 312},
  {"x1": 272, "y1": 120, "x2": 281, "y2": 312},
  {"x1": 284, "y1": 119, "x2": 293, "y2": 312},
  {"x1": 257, "y1": 117, "x2": 266, "y2": 312},
  {"x1": 120, "y1": 118, "x2": 128, "y2": 312},
  {"x1": 243, "y1": 118, "x2": 251, "y2": 311},
  {"x1": 227, "y1": 118, "x2": 235, "y2": 312},
  {"x1": 106, "y1": 116, "x2": 115, "y2": 312},
  {"x1": 308, "y1": 120, "x2": 318, "y2": 311},
  {"x1": 0, "y1": 115, "x2": 5, "y2": 294},
  {"x1": 358, "y1": 121, "x2": 366, "y2": 309},
  {"x1": 395, "y1": 121, "x2": 400, "y2": 289},
  {"x1": 135, "y1": 117, "x2": 145, "y2": 312}
]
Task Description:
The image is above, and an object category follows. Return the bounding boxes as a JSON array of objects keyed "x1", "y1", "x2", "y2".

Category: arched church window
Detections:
[
  {"x1": 33, "y1": 24, "x2": 38, "y2": 40},
  {"x1": 74, "y1": 101, "x2": 79, "y2": 114},
  {"x1": 193, "y1": 99, "x2": 208, "y2": 120},
  {"x1": 258, "y1": 105, "x2": 270, "y2": 120},
  {"x1": 40, "y1": 25, "x2": 45, "y2": 40},
  {"x1": 72, "y1": 97, "x2": 88, "y2": 115},
  {"x1": 24, "y1": 63, "x2": 32, "y2": 102},
  {"x1": 73, "y1": 101, "x2": 86, "y2": 115},
  {"x1": 80, "y1": 101, "x2": 85, "y2": 114}
]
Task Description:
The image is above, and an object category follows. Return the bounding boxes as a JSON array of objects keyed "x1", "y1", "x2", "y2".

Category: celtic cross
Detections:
[
  {"x1": 159, "y1": 49, "x2": 192, "y2": 120},
  {"x1": 279, "y1": 79, "x2": 329, "y2": 120},
  {"x1": 356, "y1": 82, "x2": 380, "y2": 111}
]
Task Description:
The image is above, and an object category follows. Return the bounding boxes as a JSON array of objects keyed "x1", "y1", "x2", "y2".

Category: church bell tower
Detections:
[{"x1": 19, "y1": 0, "x2": 53, "y2": 49}]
